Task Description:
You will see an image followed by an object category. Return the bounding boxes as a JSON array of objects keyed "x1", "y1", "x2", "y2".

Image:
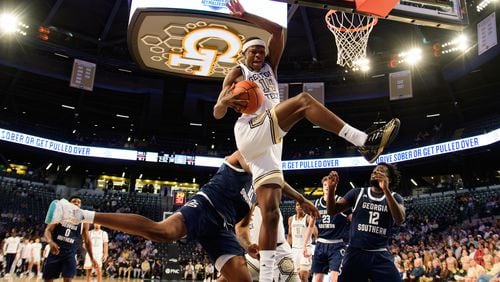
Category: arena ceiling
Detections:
[{"x1": 0, "y1": 0, "x2": 499, "y2": 184}]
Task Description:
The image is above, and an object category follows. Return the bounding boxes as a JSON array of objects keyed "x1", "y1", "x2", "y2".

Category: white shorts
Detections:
[
  {"x1": 31, "y1": 255, "x2": 41, "y2": 263},
  {"x1": 235, "y1": 107, "x2": 286, "y2": 188},
  {"x1": 84, "y1": 253, "x2": 103, "y2": 269},
  {"x1": 245, "y1": 242, "x2": 299, "y2": 282},
  {"x1": 291, "y1": 247, "x2": 312, "y2": 271}
]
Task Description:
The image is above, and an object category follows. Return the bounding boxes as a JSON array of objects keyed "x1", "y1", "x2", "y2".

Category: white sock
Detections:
[
  {"x1": 81, "y1": 210, "x2": 95, "y2": 223},
  {"x1": 259, "y1": 250, "x2": 276, "y2": 282},
  {"x1": 339, "y1": 124, "x2": 367, "y2": 147}
]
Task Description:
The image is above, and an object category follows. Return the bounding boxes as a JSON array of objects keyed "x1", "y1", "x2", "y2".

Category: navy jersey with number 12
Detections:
[{"x1": 343, "y1": 187, "x2": 404, "y2": 250}]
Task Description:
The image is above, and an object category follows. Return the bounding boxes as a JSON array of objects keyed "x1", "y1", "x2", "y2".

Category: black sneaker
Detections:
[{"x1": 357, "y1": 118, "x2": 400, "y2": 163}]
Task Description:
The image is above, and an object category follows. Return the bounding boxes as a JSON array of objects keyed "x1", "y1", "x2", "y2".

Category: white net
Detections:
[{"x1": 325, "y1": 10, "x2": 378, "y2": 69}]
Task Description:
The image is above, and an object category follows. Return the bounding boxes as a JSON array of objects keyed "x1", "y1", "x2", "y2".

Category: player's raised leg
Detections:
[
  {"x1": 45, "y1": 199, "x2": 187, "y2": 242},
  {"x1": 274, "y1": 92, "x2": 400, "y2": 163}
]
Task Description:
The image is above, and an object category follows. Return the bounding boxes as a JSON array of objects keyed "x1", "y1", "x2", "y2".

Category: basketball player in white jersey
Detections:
[
  {"x1": 3, "y1": 230, "x2": 20, "y2": 277},
  {"x1": 215, "y1": 1, "x2": 400, "y2": 280},
  {"x1": 84, "y1": 224, "x2": 108, "y2": 282},
  {"x1": 288, "y1": 201, "x2": 317, "y2": 282},
  {"x1": 236, "y1": 204, "x2": 299, "y2": 282},
  {"x1": 29, "y1": 237, "x2": 43, "y2": 278}
]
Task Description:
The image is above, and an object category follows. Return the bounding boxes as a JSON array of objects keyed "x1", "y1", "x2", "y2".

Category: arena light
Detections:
[
  {"x1": 0, "y1": 13, "x2": 28, "y2": 36},
  {"x1": 441, "y1": 34, "x2": 469, "y2": 54},
  {"x1": 61, "y1": 104, "x2": 75, "y2": 110},
  {"x1": 116, "y1": 114, "x2": 129, "y2": 119},
  {"x1": 476, "y1": 0, "x2": 497, "y2": 12},
  {"x1": 426, "y1": 113, "x2": 440, "y2": 118},
  {"x1": 352, "y1": 57, "x2": 370, "y2": 72},
  {"x1": 139, "y1": 173, "x2": 143, "y2": 179},
  {"x1": 398, "y1": 48, "x2": 422, "y2": 66},
  {"x1": 410, "y1": 178, "x2": 418, "y2": 186},
  {"x1": 54, "y1": 52, "x2": 69, "y2": 59},
  {"x1": 45, "y1": 163, "x2": 52, "y2": 170},
  {"x1": 0, "y1": 13, "x2": 18, "y2": 33},
  {"x1": 349, "y1": 181, "x2": 355, "y2": 188},
  {"x1": 65, "y1": 165, "x2": 71, "y2": 172}
]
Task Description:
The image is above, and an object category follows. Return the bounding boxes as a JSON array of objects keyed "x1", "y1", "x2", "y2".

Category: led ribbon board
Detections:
[
  {"x1": 0, "y1": 127, "x2": 498, "y2": 168},
  {"x1": 0, "y1": 128, "x2": 137, "y2": 160},
  {"x1": 128, "y1": 0, "x2": 287, "y2": 79}
]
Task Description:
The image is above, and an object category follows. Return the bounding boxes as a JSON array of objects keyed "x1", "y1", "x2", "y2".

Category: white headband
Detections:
[{"x1": 242, "y1": 39, "x2": 266, "y2": 52}]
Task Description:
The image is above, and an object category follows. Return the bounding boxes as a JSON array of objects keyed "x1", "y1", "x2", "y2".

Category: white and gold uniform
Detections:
[
  {"x1": 83, "y1": 229, "x2": 108, "y2": 268},
  {"x1": 235, "y1": 62, "x2": 286, "y2": 188},
  {"x1": 290, "y1": 214, "x2": 312, "y2": 271}
]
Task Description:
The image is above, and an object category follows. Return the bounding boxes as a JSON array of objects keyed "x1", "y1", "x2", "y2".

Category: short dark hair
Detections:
[
  {"x1": 378, "y1": 162, "x2": 401, "y2": 188},
  {"x1": 68, "y1": 195, "x2": 82, "y2": 202}
]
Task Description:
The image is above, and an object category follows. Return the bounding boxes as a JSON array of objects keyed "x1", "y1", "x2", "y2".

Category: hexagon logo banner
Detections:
[{"x1": 128, "y1": 1, "x2": 287, "y2": 79}]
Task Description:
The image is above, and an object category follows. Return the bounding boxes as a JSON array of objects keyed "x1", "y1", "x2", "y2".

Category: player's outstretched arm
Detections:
[
  {"x1": 302, "y1": 214, "x2": 316, "y2": 258},
  {"x1": 283, "y1": 182, "x2": 319, "y2": 218},
  {"x1": 44, "y1": 224, "x2": 60, "y2": 255},
  {"x1": 227, "y1": 0, "x2": 285, "y2": 71},
  {"x1": 287, "y1": 216, "x2": 293, "y2": 246},
  {"x1": 325, "y1": 171, "x2": 351, "y2": 215},
  {"x1": 235, "y1": 205, "x2": 259, "y2": 259},
  {"x1": 385, "y1": 193, "x2": 405, "y2": 225},
  {"x1": 373, "y1": 170, "x2": 406, "y2": 225}
]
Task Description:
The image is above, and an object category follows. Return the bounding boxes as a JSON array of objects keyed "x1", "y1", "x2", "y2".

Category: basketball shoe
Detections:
[
  {"x1": 45, "y1": 198, "x2": 84, "y2": 225},
  {"x1": 357, "y1": 118, "x2": 400, "y2": 163}
]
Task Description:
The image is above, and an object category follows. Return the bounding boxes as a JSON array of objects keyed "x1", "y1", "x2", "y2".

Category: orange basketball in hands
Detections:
[{"x1": 231, "y1": 80, "x2": 264, "y2": 114}]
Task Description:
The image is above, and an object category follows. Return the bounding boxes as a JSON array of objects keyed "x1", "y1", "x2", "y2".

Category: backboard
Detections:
[
  {"x1": 388, "y1": 0, "x2": 468, "y2": 30},
  {"x1": 275, "y1": 0, "x2": 468, "y2": 30}
]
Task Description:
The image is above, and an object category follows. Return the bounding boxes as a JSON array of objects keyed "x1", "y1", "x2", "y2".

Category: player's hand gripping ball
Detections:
[{"x1": 231, "y1": 80, "x2": 264, "y2": 114}]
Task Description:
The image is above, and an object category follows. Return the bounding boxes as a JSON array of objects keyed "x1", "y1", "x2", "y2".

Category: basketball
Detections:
[{"x1": 231, "y1": 80, "x2": 264, "y2": 114}]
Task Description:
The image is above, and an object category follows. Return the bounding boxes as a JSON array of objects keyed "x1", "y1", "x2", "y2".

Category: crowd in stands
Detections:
[{"x1": 0, "y1": 175, "x2": 498, "y2": 281}]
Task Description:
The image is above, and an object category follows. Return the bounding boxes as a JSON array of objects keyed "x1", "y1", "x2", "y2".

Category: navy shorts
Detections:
[
  {"x1": 338, "y1": 246, "x2": 402, "y2": 282},
  {"x1": 178, "y1": 194, "x2": 245, "y2": 263},
  {"x1": 42, "y1": 252, "x2": 77, "y2": 279},
  {"x1": 311, "y1": 241, "x2": 346, "y2": 274}
]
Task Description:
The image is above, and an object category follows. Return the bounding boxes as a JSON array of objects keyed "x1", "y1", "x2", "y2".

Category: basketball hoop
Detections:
[{"x1": 325, "y1": 10, "x2": 378, "y2": 69}]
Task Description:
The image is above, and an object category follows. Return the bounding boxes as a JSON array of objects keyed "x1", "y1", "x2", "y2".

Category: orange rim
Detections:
[{"x1": 325, "y1": 10, "x2": 378, "y2": 33}]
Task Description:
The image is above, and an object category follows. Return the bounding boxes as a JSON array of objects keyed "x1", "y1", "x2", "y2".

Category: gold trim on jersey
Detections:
[
  {"x1": 248, "y1": 108, "x2": 282, "y2": 145},
  {"x1": 249, "y1": 110, "x2": 267, "y2": 128},
  {"x1": 254, "y1": 170, "x2": 284, "y2": 188},
  {"x1": 269, "y1": 108, "x2": 282, "y2": 144}
]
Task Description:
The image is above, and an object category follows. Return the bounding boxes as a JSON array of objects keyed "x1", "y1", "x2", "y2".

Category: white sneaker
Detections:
[{"x1": 45, "y1": 199, "x2": 83, "y2": 225}]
